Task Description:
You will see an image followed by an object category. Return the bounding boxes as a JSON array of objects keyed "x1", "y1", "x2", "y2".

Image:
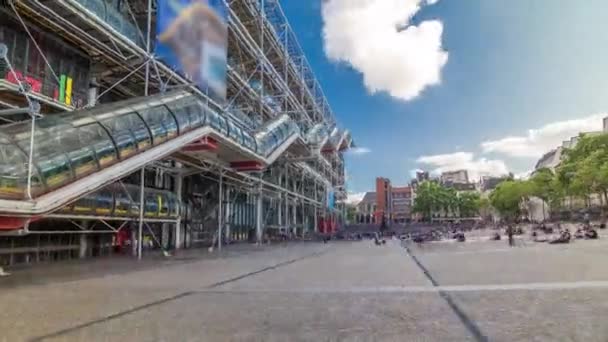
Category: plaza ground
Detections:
[{"x1": 2, "y1": 236, "x2": 608, "y2": 341}]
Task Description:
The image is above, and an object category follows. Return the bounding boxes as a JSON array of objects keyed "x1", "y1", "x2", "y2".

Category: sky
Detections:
[{"x1": 280, "y1": 0, "x2": 608, "y2": 202}]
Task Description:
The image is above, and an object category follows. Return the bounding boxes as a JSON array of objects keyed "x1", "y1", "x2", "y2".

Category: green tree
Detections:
[
  {"x1": 529, "y1": 168, "x2": 556, "y2": 220},
  {"x1": 458, "y1": 191, "x2": 481, "y2": 218},
  {"x1": 489, "y1": 180, "x2": 532, "y2": 221}
]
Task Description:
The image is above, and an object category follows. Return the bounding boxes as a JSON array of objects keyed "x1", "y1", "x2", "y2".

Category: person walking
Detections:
[{"x1": 507, "y1": 225, "x2": 514, "y2": 247}]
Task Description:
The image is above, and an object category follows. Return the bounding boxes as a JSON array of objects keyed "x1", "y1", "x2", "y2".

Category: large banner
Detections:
[
  {"x1": 156, "y1": 0, "x2": 228, "y2": 103},
  {"x1": 327, "y1": 190, "x2": 335, "y2": 210}
]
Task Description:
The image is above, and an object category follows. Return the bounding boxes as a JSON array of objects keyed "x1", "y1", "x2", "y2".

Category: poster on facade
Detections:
[
  {"x1": 156, "y1": 0, "x2": 228, "y2": 103},
  {"x1": 327, "y1": 190, "x2": 335, "y2": 210}
]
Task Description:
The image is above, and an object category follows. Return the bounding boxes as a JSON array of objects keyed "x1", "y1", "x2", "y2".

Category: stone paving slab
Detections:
[
  {"x1": 45, "y1": 292, "x2": 474, "y2": 342},
  {"x1": 450, "y1": 288, "x2": 608, "y2": 342},
  {"x1": 0, "y1": 243, "x2": 329, "y2": 341},
  {"x1": 219, "y1": 240, "x2": 431, "y2": 291},
  {"x1": 410, "y1": 238, "x2": 608, "y2": 285}
]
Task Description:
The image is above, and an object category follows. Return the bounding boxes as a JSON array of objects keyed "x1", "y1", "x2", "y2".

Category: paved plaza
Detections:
[{"x1": 2, "y1": 237, "x2": 608, "y2": 341}]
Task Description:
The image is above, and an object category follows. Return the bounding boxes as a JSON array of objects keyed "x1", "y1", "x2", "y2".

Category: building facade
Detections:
[
  {"x1": 440, "y1": 170, "x2": 469, "y2": 184},
  {"x1": 0, "y1": 1, "x2": 353, "y2": 266},
  {"x1": 391, "y1": 186, "x2": 412, "y2": 223}
]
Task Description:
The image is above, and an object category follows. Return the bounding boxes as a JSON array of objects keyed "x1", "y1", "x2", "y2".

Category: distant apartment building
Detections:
[
  {"x1": 534, "y1": 118, "x2": 608, "y2": 172},
  {"x1": 355, "y1": 192, "x2": 377, "y2": 223},
  {"x1": 440, "y1": 170, "x2": 469, "y2": 184},
  {"x1": 391, "y1": 186, "x2": 412, "y2": 223},
  {"x1": 375, "y1": 177, "x2": 392, "y2": 223},
  {"x1": 479, "y1": 175, "x2": 512, "y2": 192},
  {"x1": 354, "y1": 177, "x2": 413, "y2": 224}
]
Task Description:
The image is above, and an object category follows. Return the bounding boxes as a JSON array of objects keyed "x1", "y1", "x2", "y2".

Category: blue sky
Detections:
[{"x1": 280, "y1": 0, "x2": 608, "y2": 196}]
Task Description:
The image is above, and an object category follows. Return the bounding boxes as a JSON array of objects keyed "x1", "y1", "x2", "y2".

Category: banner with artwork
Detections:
[
  {"x1": 156, "y1": 0, "x2": 228, "y2": 103},
  {"x1": 327, "y1": 190, "x2": 335, "y2": 210}
]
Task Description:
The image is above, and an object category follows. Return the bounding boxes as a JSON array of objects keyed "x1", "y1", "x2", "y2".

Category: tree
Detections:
[
  {"x1": 529, "y1": 168, "x2": 556, "y2": 220},
  {"x1": 413, "y1": 181, "x2": 482, "y2": 220},
  {"x1": 556, "y1": 133, "x2": 608, "y2": 214},
  {"x1": 458, "y1": 191, "x2": 481, "y2": 218},
  {"x1": 489, "y1": 180, "x2": 532, "y2": 222}
]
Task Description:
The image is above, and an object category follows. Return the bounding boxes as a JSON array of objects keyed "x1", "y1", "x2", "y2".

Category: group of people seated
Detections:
[{"x1": 533, "y1": 222, "x2": 599, "y2": 244}]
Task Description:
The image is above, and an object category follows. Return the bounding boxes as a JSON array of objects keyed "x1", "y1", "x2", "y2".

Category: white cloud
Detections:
[
  {"x1": 321, "y1": 0, "x2": 448, "y2": 101},
  {"x1": 482, "y1": 113, "x2": 607, "y2": 158},
  {"x1": 346, "y1": 146, "x2": 371, "y2": 155},
  {"x1": 346, "y1": 192, "x2": 366, "y2": 205},
  {"x1": 416, "y1": 152, "x2": 509, "y2": 181},
  {"x1": 426, "y1": 0, "x2": 439, "y2": 4}
]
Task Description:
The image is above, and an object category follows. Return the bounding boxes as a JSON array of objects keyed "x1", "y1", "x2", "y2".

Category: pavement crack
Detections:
[
  {"x1": 402, "y1": 243, "x2": 489, "y2": 342},
  {"x1": 28, "y1": 249, "x2": 326, "y2": 342}
]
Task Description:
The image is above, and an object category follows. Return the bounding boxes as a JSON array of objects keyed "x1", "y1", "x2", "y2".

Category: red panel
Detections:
[
  {"x1": 182, "y1": 136, "x2": 218, "y2": 152},
  {"x1": 0, "y1": 216, "x2": 40, "y2": 230},
  {"x1": 231, "y1": 161, "x2": 264, "y2": 172}
]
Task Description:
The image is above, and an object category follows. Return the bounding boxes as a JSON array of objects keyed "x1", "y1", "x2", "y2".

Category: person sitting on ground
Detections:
[
  {"x1": 585, "y1": 228, "x2": 599, "y2": 240},
  {"x1": 550, "y1": 228, "x2": 571, "y2": 244},
  {"x1": 532, "y1": 231, "x2": 548, "y2": 243},
  {"x1": 491, "y1": 232, "x2": 501, "y2": 241},
  {"x1": 575, "y1": 227, "x2": 585, "y2": 239}
]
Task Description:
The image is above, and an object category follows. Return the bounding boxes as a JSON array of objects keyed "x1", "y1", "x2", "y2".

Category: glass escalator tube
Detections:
[
  {"x1": 22, "y1": 124, "x2": 75, "y2": 193},
  {"x1": 54, "y1": 125, "x2": 100, "y2": 179},
  {"x1": 99, "y1": 115, "x2": 139, "y2": 160},
  {"x1": 95, "y1": 187, "x2": 114, "y2": 216},
  {"x1": 144, "y1": 192, "x2": 159, "y2": 217},
  {"x1": 73, "y1": 192, "x2": 96, "y2": 215},
  {"x1": 0, "y1": 134, "x2": 44, "y2": 199},
  {"x1": 158, "y1": 192, "x2": 170, "y2": 218},
  {"x1": 77, "y1": 122, "x2": 118, "y2": 169},
  {"x1": 114, "y1": 185, "x2": 134, "y2": 217},
  {"x1": 139, "y1": 106, "x2": 170, "y2": 145}
]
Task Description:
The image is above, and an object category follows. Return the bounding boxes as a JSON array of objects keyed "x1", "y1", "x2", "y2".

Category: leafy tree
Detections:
[
  {"x1": 413, "y1": 181, "x2": 482, "y2": 220},
  {"x1": 489, "y1": 180, "x2": 532, "y2": 221},
  {"x1": 458, "y1": 191, "x2": 481, "y2": 218}
]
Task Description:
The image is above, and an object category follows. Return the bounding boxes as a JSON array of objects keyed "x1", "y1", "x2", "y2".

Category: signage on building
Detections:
[{"x1": 156, "y1": 0, "x2": 228, "y2": 103}]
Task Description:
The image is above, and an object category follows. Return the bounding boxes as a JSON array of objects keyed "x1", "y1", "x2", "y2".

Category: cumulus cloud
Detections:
[
  {"x1": 482, "y1": 113, "x2": 607, "y2": 158},
  {"x1": 346, "y1": 192, "x2": 366, "y2": 205},
  {"x1": 416, "y1": 152, "x2": 509, "y2": 181},
  {"x1": 346, "y1": 146, "x2": 372, "y2": 155},
  {"x1": 321, "y1": 0, "x2": 448, "y2": 101}
]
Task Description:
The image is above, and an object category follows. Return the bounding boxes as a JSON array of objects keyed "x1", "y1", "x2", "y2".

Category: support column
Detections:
[
  {"x1": 256, "y1": 191, "x2": 263, "y2": 244},
  {"x1": 292, "y1": 201, "x2": 297, "y2": 236},
  {"x1": 161, "y1": 223, "x2": 170, "y2": 250},
  {"x1": 137, "y1": 167, "x2": 145, "y2": 260},
  {"x1": 79, "y1": 221, "x2": 89, "y2": 259},
  {"x1": 224, "y1": 187, "x2": 231, "y2": 242},
  {"x1": 314, "y1": 206, "x2": 318, "y2": 233},
  {"x1": 277, "y1": 193, "x2": 283, "y2": 227},
  {"x1": 218, "y1": 172, "x2": 223, "y2": 251},
  {"x1": 175, "y1": 163, "x2": 183, "y2": 250}
]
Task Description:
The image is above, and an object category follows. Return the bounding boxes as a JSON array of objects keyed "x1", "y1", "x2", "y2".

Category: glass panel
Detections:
[
  {"x1": 167, "y1": 196, "x2": 179, "y2": 217},
  {"x1": 100, "y1": 116, "x2": 138, "y2": 159},
  {"x1": 242, "y1": 132, "x2": 257, "y2": 153},
  {"x1": 73, "y1": 193, "x2": 96, "y2": 215},
  {"x1": 14, "y1": 124, "x2": 74, "y2": 191},
  {"x1": 217, "y1": 115, "x2": 229, "y2": 136},
  {"x1": 165, "y1": 103, "x2": 191, "y2": 134},
  {"x1": 144, "y1": 193, "x2": 159, "y2": 217},
  {"x1": 114, "y1": 186, "x2": 134, "y2": 216},
  {"x1": 0, "y1": 139, "x2": 43, "y2": 199},
  {"x1": 139, "y1": 106, "x2": 172, "y2": 144},
  {"x1": 208, "y1": 110, "x2": 222, "y2": 132},
  {"x1": 158, "y1": 192, "x2": 170, "y2": 217},
  {"x1": 227, "y1": 121, "x2": 244, "y2": 145},
  {"x1": 54, "y1": 127, "x2": 99, "y2": 178},
  {"x1": 94, "y1": 188, "x2": 114, "y2": 216},
  {"x1": 78, "y1": 123, "x2": 118, "y2": 168}
]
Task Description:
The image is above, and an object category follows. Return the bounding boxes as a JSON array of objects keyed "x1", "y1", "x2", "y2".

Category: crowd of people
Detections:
[{"x1": 394, "y1": 218, "x2": 604, "y2": 247}]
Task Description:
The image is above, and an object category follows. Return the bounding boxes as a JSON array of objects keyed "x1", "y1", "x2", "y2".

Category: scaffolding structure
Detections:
[{"x1": 0, "y1": 0, "x2": 352, "y2": 266}]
